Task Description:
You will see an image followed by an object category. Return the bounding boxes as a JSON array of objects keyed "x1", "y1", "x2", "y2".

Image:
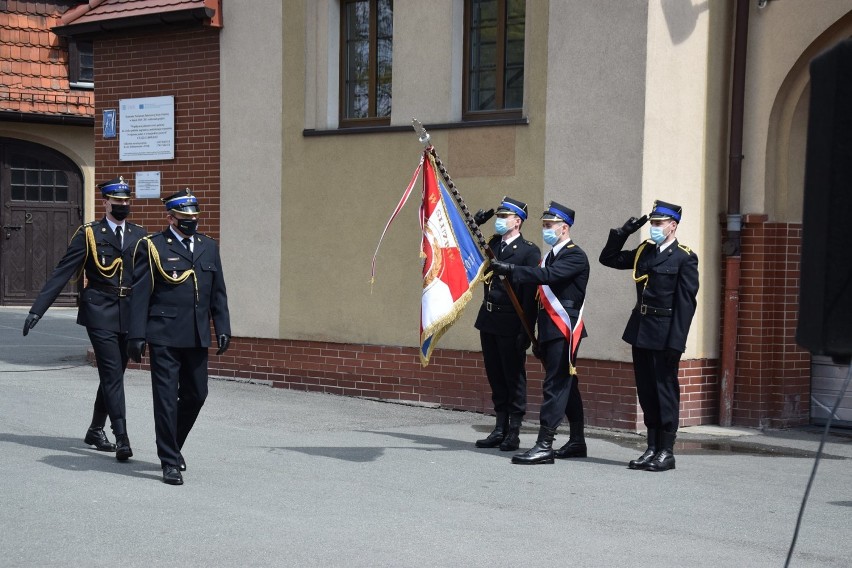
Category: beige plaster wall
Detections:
[
  {"x1": 542, "y1": 0, "x2": 650, "y2": 362},
  {"x1": 641, "y1": 0, "x2": 718, "y2": 360},
  {"x1": 0, "y1": 124, "x2": 95, "y2": 219},
  {"x1": 742, "y1": 1, "x2": 852, "y2": 219},
  {"x1": 285, "y1": 0, "x2": 549, "y2": 350},
  {"x1": 220, "y1": 0, "x2": 284, "y2": 338}
]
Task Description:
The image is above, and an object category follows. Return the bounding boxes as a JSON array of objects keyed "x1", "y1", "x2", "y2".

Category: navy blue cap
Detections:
[
  {"x1": 541, "y1": 201, "x2": 575, "y2": 226},
  {"x1": 97, "y1": 176, "x2": 131, "y2": 200},
  {"x1": 649, "y1": 200, "x2": 682, "y2": 222},
  {"x1": 162, "y1": 188, "x2": 200, "y2": 215},
  {"x1": 496, "y1": 196, "x2": 528, "y2": 220}
]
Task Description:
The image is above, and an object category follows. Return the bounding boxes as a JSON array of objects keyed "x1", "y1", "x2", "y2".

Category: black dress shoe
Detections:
[
  {"x1": 628, "y1": 449, "x2": 656, "y2": 470},
  {"x1": 554, "y1": 441, "x2": 587, "y2": 459},
  {"x1": 646, "y1": 450, "x2": 676, "y2": 472},
  {"x1": 162, "y1": 465, "x2": 184, "y2": 485},
  {"x1": 115, "y1": 434, "x2": 133, "y2": 461},
  {"x1": 179, "y1": 454, "x2": 186, "y2": 471},
  {"x1": 84, "y1": 428, "x2": 116, "y2": 452}
]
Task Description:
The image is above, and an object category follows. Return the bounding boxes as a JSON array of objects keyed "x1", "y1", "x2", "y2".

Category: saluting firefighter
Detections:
[
  {"x1": 472, "y1": 197, "x2": 540, "y2": 451},
  {"x1": 491, "y1": 201, "x2": 590, "y2": 465},
  {"x1": 599, "y1": 200, "x2": 699, "y2": 472},
  {"x1": 23, "y1": 176, "x2": 146, "y2": 461},
  {"x1": 127, "y1": 189, "x2": 231, "y2": 486}
]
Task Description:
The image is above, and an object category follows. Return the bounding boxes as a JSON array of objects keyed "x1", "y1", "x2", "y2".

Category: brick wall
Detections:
[
  {"x1": 129, "y1": 337, "x2": 716, "y2": 431},
  {"x1": 731, "y1": 216, "x2": 810, "y2": 427},
  {"x1": 93, "y1": 26, "x2": 220, "y2": 236}
]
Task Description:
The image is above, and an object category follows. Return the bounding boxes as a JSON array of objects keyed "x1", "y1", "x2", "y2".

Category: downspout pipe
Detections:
[{"x1": 720, "y1": 0, "x2": 750, "y2": 426}]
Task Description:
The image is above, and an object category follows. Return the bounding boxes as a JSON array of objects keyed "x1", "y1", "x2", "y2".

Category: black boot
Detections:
[
  {"x1": 111, "y1": 419, "x2": 133, "y2": 462},
  {"x1": 499, "y1": 414, "x2": 523, "y2": 451},
  {"x1": 511, "y1": 426, "x2": 556, "y2": 465},
  {"x1": 647, "y1": 431, "x2": 677, "y2": 472},
  {"x1": 628, "y1": 428, "x2": 658, "y2": 470},
  {"x1": 84, "y1": 411, "x2": 116, "y2": 452},
  {"x1": 476, "y1": 412, "x2": 508, "y2": 448},
  {"x1": 555, "y1": 420, "x2": 587, "y2": 458}
]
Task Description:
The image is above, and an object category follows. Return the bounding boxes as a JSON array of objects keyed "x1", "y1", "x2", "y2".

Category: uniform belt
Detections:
[
  {"x1": 87, "y1": 282, "x2": 132, "y2": 297},
  {"x1": 637, "y1": 304, "x2": 672, "y2": 316},
  {"x1": 484, "y1": 301, "x2": 514, "y2": 313}
]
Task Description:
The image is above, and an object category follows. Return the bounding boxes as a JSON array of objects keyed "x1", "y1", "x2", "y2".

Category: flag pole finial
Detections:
[{"x1": 412, "y1": 118, "x2": 431, "y2": 146}]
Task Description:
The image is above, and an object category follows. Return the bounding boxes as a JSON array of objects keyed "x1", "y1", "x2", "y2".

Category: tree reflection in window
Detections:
[{"x1": 342, "y1": 0, "x2": 392, "y2": 126}]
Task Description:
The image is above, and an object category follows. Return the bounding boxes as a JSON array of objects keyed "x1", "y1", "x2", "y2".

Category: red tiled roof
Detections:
[
  {"x1": 60, "y1": 0, "x2": 221, "y2": 28},
  {"x1": 0, "y1": 1, "x2": 94, "y2": 118}
]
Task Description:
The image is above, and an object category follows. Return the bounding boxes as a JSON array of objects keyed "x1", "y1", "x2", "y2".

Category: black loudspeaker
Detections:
[{"x1": 796, "y1": 39, "x2": 852, "y2": 360}]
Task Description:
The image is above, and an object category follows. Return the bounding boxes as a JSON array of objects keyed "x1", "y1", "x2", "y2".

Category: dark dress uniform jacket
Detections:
[
  {"x1": 511, "y1": 241, "x2": 590, "y2": 343},
  {"x1": 474, "y1": 234, "x2": 540, "y2": 336},
  {"x1": 129, "y1": 230, "x2": 230, "y2": 348},
  {"x1": 30, "y1": 218, "x2": 146, "y2": 333},
  {"x1": 599, "y1": 230, "x2": 699, "y2": 352}
]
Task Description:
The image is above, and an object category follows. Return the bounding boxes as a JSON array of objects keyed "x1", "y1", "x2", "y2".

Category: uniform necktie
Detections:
[
  {"x1": 546, "y1": 250, "x2": 554, "y2": 266},
  {"x1": 499, "y1": 241, "x2": 507, "y2": 258},
  {"x1": 115, "y1": 225, "x2": 123, "y2": 248},
  {"x1": 182, "y1": 237, "x2": 192, "y2": 252}
]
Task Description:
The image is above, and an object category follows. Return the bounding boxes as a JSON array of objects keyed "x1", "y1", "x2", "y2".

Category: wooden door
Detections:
[{"x1": 0, "y1": 138, "x2": 83, "y2": 306}]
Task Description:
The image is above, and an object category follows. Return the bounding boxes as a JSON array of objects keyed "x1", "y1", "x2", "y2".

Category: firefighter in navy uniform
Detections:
[
  {"x1": 472, "y1": 197, "x2": 540, "y2": 451},
  {"x1": 599, "y1": 200, "x2": 699, "y2": 472},
  {"x1": 23, "y1": 176, "x2": 146, "y2": 461},
  {"x1": 127, "y1": 189, "x2": 230, "y2": 486},
  {"x1": 491, "y1": 201, "x2": 590, "y2": 465}
]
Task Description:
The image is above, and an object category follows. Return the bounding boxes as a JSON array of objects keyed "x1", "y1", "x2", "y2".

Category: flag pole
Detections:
[{"x1": 411, "y1": 118, "x2": 539, "y2": 351}]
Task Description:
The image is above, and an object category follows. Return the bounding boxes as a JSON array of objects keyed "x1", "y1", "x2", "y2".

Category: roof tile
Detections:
[{"x1": 0, "y1": 1, "x2": 93, "y2": 118}]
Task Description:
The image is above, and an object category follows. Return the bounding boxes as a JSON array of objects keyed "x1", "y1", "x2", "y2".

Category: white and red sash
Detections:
[{"x1": 539, "y1": 252, "x2": 585, "y2": 375}]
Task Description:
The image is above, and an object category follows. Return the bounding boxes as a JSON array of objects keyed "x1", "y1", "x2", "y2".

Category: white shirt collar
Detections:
[{"x1": 550, "y1": 238, "x2": 572, "y2": 256}]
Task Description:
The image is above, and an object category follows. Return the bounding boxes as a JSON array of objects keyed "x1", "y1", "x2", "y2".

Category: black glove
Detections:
[
  {"x1": 489, "y1": 260, "x2": 514, "y2": 276},
  {"x1": 216, "y1": 334, "x2": 231, "y2": 355},
  {"x1": 617, "y1": 215, "x2": 649, "y2": 236},
  {"x1": 22, "y1": 312, "x2": 40, "y2": 337},
  {"x1": 532, "y1": 342, "x2": 543, "y2": 361},
  {"x1": 473, "y1": 208, "x2": 495, "y2": 226},
  {"x1": 127, "y1": 339, "x2": 146, "y2": 363},
  {"x1": 664, "y1": 348, "x2": 682, "y2": 366},
  {"x1": 515, "y1": 333, "x2": 532, "y2": 352}
]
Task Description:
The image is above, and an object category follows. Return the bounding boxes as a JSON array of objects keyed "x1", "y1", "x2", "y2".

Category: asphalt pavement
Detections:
[{"x1": 0, "y1": 306, "x2": 850, "y2": 567}]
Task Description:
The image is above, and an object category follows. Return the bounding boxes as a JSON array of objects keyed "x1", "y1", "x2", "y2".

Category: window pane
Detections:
[
  {"x1": 342, "y1": 0, "x2": 393, "y2": 122},
  {"x1": 26, "y1": 186, "x2": 39, "y2": 201},
  {"x1": 55, "y1": 171, "x2": 67, "y2": 186},
  {"x1": 503, "y1": 0, "x2": 525, "y2": 108},
  {"x1": 26, "y1": 170, "x2": 39, "y2": 185},
  {"x1": 41, "y1": 187, "x2": 55, "y2": 202},
  {"x1": 55, "y1": 186, "x2": 68, "y2": 202},
  {"x1": 11, "y1": 169, "x2": 24, "y2": 185},
  {"x1": 78, "y1": 41, "x2": 94, "y2": 83},
  {"x1": 11, "y1": 185, "x2": 24, "y2": 200}
]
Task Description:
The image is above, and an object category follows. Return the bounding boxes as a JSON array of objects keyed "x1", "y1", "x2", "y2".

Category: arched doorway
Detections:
[{"x1": 0, "y1": 138, "x2": 84, "y2": 306}]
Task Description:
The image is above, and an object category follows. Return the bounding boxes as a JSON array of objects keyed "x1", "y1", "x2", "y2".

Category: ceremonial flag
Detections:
[{"x1": 419, "y1": 152, "x2": 487, "y2": 365}]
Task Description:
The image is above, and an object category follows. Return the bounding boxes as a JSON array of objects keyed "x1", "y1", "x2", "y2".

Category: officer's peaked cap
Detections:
[
  {"x1": 541, "y1": 201, "x2": 575, "y2": 226},
  {"x1": 97, "y1": 176, "x2": 131, "y2": 200},
  {"x1": 649, "y1": 200, "x2": 682, "y2": 222},
  {"x1": 162, "y1": 188, "x2": 201, "y2": 215},
  {"x1": 496, "y1": 197, "x2": 528, "y2": 220}
]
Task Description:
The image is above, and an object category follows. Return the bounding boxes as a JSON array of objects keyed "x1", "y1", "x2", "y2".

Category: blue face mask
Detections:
[
  {"x1": 494, "y1": 217, "x2": 511, "y2": 235},
  {"x1": 649, "y1": 226, "x2": 667, "y2": 245},
  {"x1": 542, "y1": 228, "x2": 560, "y2": 246}
]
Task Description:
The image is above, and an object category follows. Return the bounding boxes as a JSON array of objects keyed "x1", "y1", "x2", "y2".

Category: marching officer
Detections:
[
  {"x1": 472, "y1": 197, "x2": 540, "y2": 451},
  {"x1": 599, "y1": 200, "x2": 699, "y2": 472},
  {"x1": 127, "y1": 188, "x2": 230, "y2": 485},
  {"x1": 23, "y1": 176, "x2": 146, "y2": 461},
  {"x1": 491, "y1": 201, "x2": 590, "y2": 465}
]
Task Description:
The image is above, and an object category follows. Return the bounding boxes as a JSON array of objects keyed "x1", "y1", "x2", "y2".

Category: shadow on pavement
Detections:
[{"x1": 0, "y1": 432, "x2": 161, "y2": 481}]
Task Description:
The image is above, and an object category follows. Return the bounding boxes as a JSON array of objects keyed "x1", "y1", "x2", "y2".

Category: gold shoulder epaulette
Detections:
[
  {"x1": 524, "y1": 239, "x2": 535, "y2": 246},
  {"x1": 678, "y1": 243, "x2": 693, "y2": 255},
  {"x1": 566, "y1": 243, "x2": 576, "y2": 248}
]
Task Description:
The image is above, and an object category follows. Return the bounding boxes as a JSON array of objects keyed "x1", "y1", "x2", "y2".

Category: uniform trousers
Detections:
[
  {"x1": 539, "y1": 337, "x2": 583, "y2": 429},
  {"x1": 479, "y1": 331, "x2": 527, "y2": 416},
  {"x1": 86, "y1": 328, "x2": 129, "y2": 423},
  {"x1": 631, "y1": 346, "x2": 681, "y2": 432},
  {"x1": 149, "y1": 343, "x2": 209, "y2": 467}
]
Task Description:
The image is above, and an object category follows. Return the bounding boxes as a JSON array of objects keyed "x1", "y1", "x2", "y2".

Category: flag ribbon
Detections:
[{"x1": 371, "y1": 155, "x2": 424, "y2": 288}]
